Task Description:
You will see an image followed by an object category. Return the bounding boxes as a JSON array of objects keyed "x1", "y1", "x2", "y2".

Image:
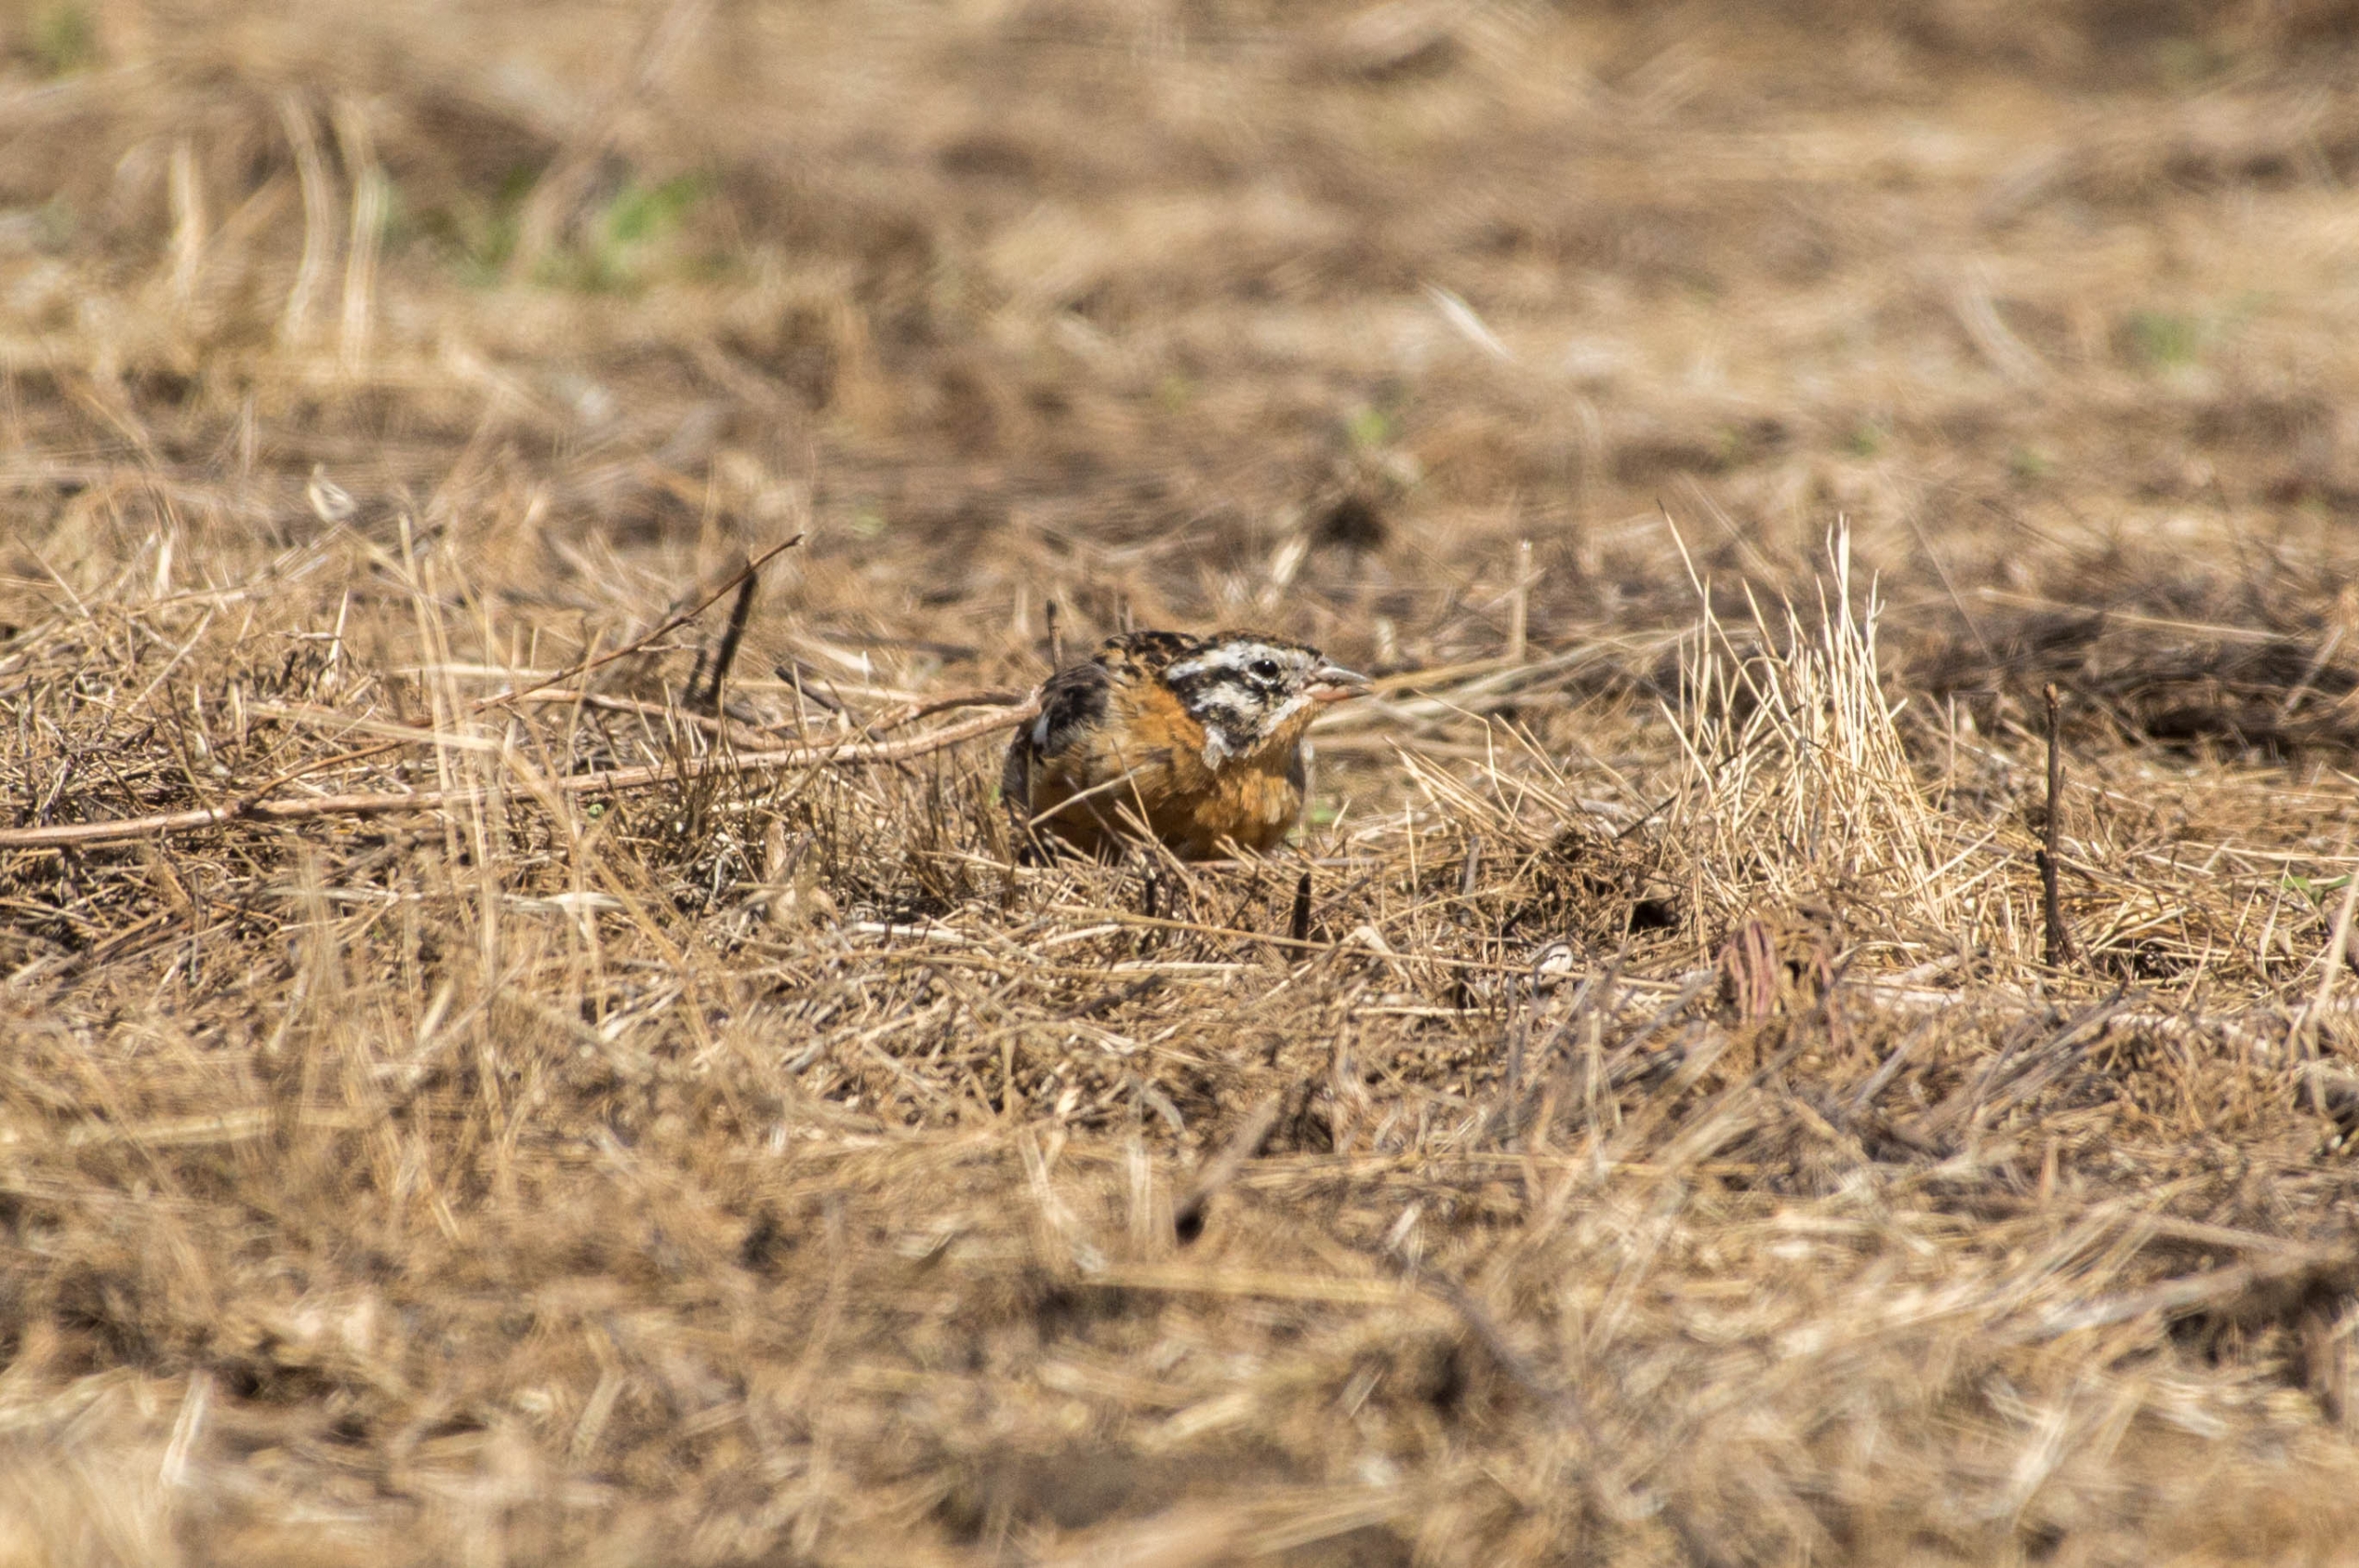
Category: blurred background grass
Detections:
[{"x1": 9, "y1": 0, "x2": 2359, "y2": 670}]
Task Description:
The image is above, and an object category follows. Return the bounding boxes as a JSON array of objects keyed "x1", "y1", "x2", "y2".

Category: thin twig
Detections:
[
  {"x1": 697, "y1": 568, "x2": 760, "y2": 712},
  {"x1": 2038, "y1": 683, "x2": 2080, "y2": 970},
  {"x1": 493, "y1": 537, "x2": 804, "y2": 708},
  {"x1": 864, "y1": 687, "x2": 1037, "y2": 733},
  {"x1": 1507, "y1": 537, "x2": 1533, "y2": 665},
  {"x1": 1174, "y1": 1096, "x2": 1281, "y2": 1244},
  {"x1": 0, "y1": 696, "x2": 1029, "y2": 850},
  {"x1": 2301, "y1": 867, "x2": 2359, "y2": 1115}
]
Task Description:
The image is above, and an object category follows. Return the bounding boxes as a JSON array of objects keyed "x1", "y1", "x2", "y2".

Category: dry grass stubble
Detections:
[{"x1": 12, "y1": 1, "x2": 2359, "y2": 1563}]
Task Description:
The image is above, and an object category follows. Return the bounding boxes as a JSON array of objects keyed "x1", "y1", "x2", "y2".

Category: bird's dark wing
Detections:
[
  {"x1": 999, "y1": 726, "x2": 1035, "y2": 812},
  {"x1": 1101, "y1": 629, "x2": 1203, "y2": 673},
  {"x1": 1027, "y1": 656, "x2": 1115, "y2": 761},
  {"x1": 1003, "y1": 652, "x2": 1115, "y2": 821}
]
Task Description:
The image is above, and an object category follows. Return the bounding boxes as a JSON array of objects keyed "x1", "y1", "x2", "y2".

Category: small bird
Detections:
[{"x1": 1003, "y1": 629, "x2": 1370, "y2": 860}]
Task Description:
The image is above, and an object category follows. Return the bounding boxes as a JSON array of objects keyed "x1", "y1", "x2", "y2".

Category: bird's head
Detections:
[{"x1": 1159, "y1": 633, "x2": 1369, "y2": 766}]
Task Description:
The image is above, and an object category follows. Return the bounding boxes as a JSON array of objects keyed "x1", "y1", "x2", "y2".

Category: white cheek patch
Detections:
[{"x1": 1200, "y1": 726, "x2": 1234, "y2": 768}]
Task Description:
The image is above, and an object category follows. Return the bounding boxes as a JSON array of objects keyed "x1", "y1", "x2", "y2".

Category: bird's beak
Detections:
[{"x1": 1306, "y1": 661, "x2": 1372, "y2": 705}]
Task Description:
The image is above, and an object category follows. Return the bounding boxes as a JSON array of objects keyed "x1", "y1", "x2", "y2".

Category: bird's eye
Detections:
[{"x1": 1248, "y1": 657, "x2": 1280, "y2": 682}]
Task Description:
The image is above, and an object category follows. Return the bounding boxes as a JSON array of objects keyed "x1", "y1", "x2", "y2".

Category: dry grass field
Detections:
[{"x1": 13, "y1": 0, "x2": 2359, "y2": 1562}]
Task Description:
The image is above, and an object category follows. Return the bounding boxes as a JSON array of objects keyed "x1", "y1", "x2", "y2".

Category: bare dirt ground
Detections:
[{"x1": 10, "y1": 1, "x2": 2359, "y2": 1562}]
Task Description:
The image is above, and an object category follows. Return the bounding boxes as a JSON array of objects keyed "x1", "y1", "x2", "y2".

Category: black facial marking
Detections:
[{"x1": 1164, "y1": 668, "x2": 1261, "y2": 732}]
